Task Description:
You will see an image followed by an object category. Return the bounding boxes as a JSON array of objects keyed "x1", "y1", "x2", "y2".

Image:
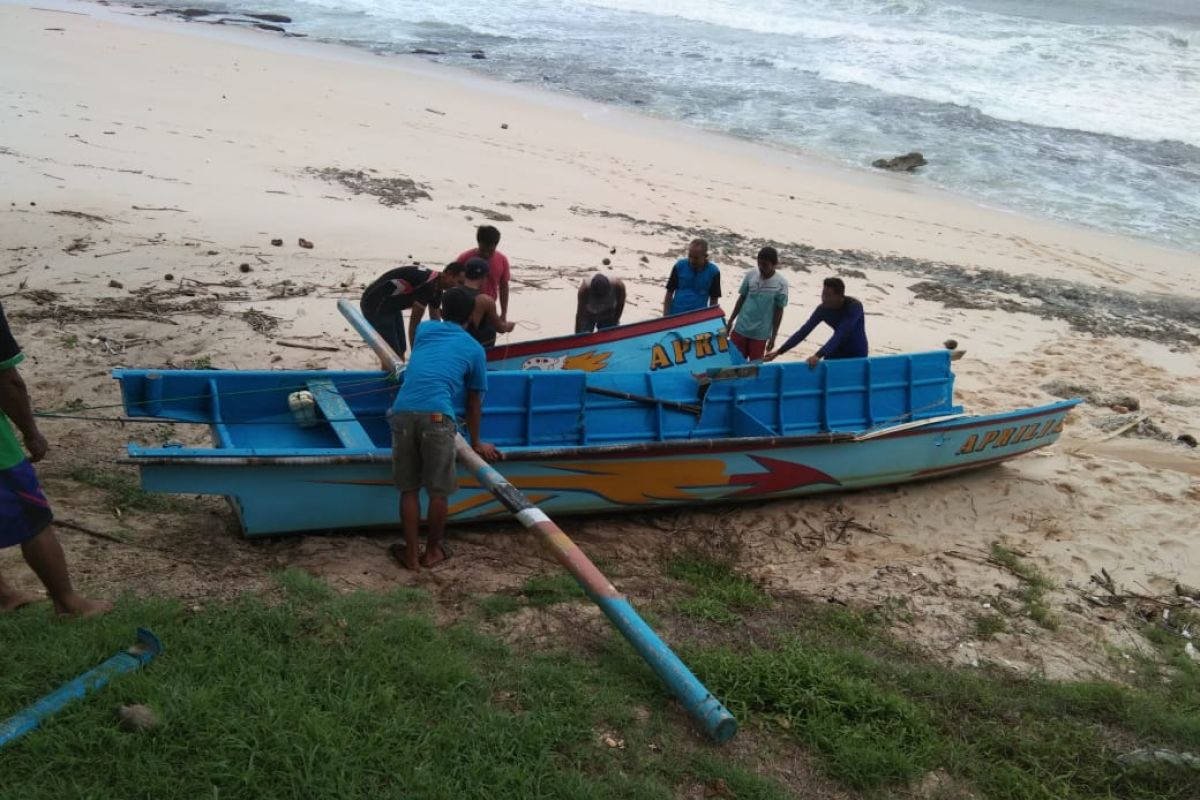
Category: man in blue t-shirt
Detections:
[
  {"x1": 388, "y1": 287, "x2": 501, "y2": 570},
  {"x1": 766, "y1": 277, "x2": 868, "y2": 367},
  {"x1": 663, "y1": 239, "x2": 721, "y2": 316},
  {"x1": 0, "y1": 301, "x2": 110, "y2": 616}
]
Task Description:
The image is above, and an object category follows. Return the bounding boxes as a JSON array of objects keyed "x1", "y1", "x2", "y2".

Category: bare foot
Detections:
[
  {"x1": 53, "y1": 594, "x2": 113, "y2": 618},
  {"x1": 388, "y1": 542, "x2": 420, "y2": 572},
  {"x1": 420, "y1": 542, "x2": 451, "y2": 569},
  {"x1": 0, "y1": 591, "x2": 42, "y2": 613}
]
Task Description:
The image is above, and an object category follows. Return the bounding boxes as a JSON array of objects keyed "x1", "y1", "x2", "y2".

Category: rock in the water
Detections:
[
  {"x1": 872, "y1": 152, "x2": 927, "y2": 172},
  {"x1": 412, "y1": 48, "x2": 443, "y2": 55},
  {"x1": 943, "y1": 338, "x2": 958, "y2": 350},
  {"x1": 254, "y1": 22, "x2": 286, "y2": 33},
  {"x1": 298, "y1": 238, "x2": 314, "y2": 249},
  {"x1": 117, "y1": 704, "x2": 160, "y2": 732},
  {"x1": 270, "y1": 238, "x2": 283, "y2": 247},
  {"x1": 1179, "y1": 433, "x2": 1197, "y2": 448},
  {"x1": 471, "y1": 51, "x2": 487, "y2": 60},
  {"x1": 246, "y1": 12, "x2": 291, "y2": 23}
]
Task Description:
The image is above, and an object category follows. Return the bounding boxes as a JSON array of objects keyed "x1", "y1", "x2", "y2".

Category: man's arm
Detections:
[
  {"x1": 465, "y1": 390, "x2": 500, "y2": 462},
  {"x1": 726, "y1": 294, "x2": 746, "y2": 331},
  {"x1": 769, "y1": 305, "x2": 785, "y2": 351},
  {"x1": 613, "y1": 280, "x2": 626, "y2": 325},
  {"x1": 0, "y1": 367, "x2": 47, "y2": 462},
  {"x1": 574, "y1": 283, "x2": 590, "y2": 334},
  {"x1": 707, "y1": 273, "x2": 721, "y2": 307},
  {"x1": 766, "y1": 308, "x2": 821, "y2": 360},
  {"x1": 408, "y1": 303, "x2": 427, "y2": 352},
  {"x1": 663, "y1": 264, "x2": 679, "y2": 316},
  {"x1": 499, "y1": 279, "x2": 509, "y2": 321},
  {"x1": 483, "y1": 297, "x2": 515, "y2": 335}
]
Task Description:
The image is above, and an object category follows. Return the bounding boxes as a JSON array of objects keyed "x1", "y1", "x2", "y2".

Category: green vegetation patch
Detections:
[
  {"x1": 990, "y1": 542, "x2": 1058, "y2": 629},
  {"x1": 668, "y1": 554, "x2": 771, "y2": 625},
  {"x1": 688, "y1": 604, "x2": 1200, "y2": 797},
  {"x1": 67, "y1": 465, "x2": 190, "y2": 514},
  {"x1": 0, "y1": 570, "x2": 782, "y2": 800}
]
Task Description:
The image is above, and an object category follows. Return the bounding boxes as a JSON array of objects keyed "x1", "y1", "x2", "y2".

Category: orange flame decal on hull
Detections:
[
  {"x1": 563, "y1": 351, "x2": 612, "y2": 371},
  {"x1": 447, "y1": 455, "x2": 840, "y2": 517}
]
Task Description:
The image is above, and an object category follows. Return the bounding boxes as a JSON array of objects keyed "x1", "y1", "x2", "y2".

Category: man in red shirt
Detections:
[{"x1": 456, "y1": 225, "x2": 511, "y2": 320}]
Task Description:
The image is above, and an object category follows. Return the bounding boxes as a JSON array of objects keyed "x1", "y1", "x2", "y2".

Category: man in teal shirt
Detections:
[
  {"x1": 663, "y1": 239, "x2": 721, "y2": 316},
  {"x1": 388, "y1": 287, "x2": 501, "y2": 570},
  {"x1": 725, "y1": 246, "x2": 788, "y2": 361},
  {"x1": 0, "y1": 301, "x2": 110, "y2": 616}
]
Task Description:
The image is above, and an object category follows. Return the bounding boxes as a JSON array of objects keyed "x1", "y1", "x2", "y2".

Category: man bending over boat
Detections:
[
  {"x1": 456, "y1": 224, "x2": 511, "y2": 321},
  {"x1": 725, "y1": 246, "x2": 788, "y2": 361},
  {"x1": 663, "y1": 239, "x2": 721, "y2": 316},
  {"x1": 462, "y1": 258, "x2": 515, "y2": 347},
  {"x1": 575, "y1": 273, "x2": 626, "y2": 333},
  {"x1": 0, "y1": 301, "x2": 110, "y2": 616},
  {"x1": 765, "y1": 277, "x2": 867, "y2": 367},
  {"x1": 388, "y1": 287, "x2": 502, "y2": 571},
  {"x1": 360, "y1": 262, "x2": 465, "y2": 363}
]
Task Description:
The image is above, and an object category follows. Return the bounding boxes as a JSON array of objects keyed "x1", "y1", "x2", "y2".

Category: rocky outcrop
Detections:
[{"x1": 872, "y1": 152, "x2": 927, "y2": 172}]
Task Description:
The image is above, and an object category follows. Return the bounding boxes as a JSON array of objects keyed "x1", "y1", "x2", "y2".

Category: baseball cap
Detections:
[{"x1": 464, "y1": 257, "x2": 490, "y2": 280}]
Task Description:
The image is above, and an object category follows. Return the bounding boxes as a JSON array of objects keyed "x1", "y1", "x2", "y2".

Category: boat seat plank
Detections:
[{"x1": 307, "y1": 380, "x2": 376, "y2": 451}]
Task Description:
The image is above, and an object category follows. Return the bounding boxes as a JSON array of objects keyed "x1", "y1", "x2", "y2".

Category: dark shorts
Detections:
[
  {"x1": 389, "y1": 412, "x2": 459, "y2": 496},
  {"x1": 0, "y1": 460, "x2": 53, "y2": 548}
]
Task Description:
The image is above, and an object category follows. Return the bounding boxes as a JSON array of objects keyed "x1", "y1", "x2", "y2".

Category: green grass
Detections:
[
  {"x1": 686, "y1": 603, "x2": 1200, "y2": 797},
  {"x1": 519, "y1": 571, "x2": 586, "y2": 607},
  {"x1": 990, "y1": 542, "x2": 1058, "y2": 630},
  {"x1": 67, "y1": 466, "x2": 190, "y2": 514},
  {"x1": 0, "y1": 570, "x2": 783, "y2": 800},
  {"x1": 5, "y1": 571, "x2": 1198, "y2": 800},
  {"x1": 667, "y1": 554, "x2": 770, "y2": 625},
  {"x1": 972, "y1": 613, "x2": 1007, "y2": 640}
]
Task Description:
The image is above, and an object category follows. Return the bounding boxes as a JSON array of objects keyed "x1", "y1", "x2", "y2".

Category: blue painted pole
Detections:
[
  {"x1": 459, "y1": 447, "x2": 738, "y2": 742},
  {"x1": 0, "y1": 628, "x2": 164, "y2": 749},
  {"x1": 338, "y1": 299, "x2": 737, "y2": 743}
]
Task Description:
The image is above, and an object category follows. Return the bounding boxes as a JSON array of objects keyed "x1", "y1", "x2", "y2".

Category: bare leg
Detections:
[
  {"x1": 0, "y1": 567, "x2": 41, "y2": 612},
  {"x1": 420, "y1": 494, "x2": 449, "y2": 567},
  {"x1": 398, "y1": 491, "x2": 421, "y2": 571},
  {"x1": 20, "y1": 526, "x2": 111, "y2": 617}
]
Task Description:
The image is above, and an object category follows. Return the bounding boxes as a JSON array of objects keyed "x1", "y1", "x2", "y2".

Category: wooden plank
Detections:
[{"x1": 307, "y1": 380, "x2": 376, "y2": 450}]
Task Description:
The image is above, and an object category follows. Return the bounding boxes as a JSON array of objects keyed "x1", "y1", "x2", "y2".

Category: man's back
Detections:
[
  {"x1": 361, "y1": 265, "x2": 439, "y2": 316},
  {"x1": 391, "y1": 321, "x2": 487, "y2": 417}
]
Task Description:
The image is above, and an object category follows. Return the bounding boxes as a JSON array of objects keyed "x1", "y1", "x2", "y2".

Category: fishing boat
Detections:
[
  {"x1": 486, "y1": 305, "x2": 740, "y2": 373},
  {"x1": 113, "y1": 350, "x2": 1078, "y2": 536}
]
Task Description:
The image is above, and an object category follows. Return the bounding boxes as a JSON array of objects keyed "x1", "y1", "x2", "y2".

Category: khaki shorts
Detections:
[{"x1": 389, "y1": 412, "x2": 459, "y2": 496}]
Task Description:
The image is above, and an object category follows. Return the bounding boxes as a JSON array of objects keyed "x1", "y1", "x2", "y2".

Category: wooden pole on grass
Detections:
[{"x1": 337, "y1": 300, "x2": 738, "y2": 743}]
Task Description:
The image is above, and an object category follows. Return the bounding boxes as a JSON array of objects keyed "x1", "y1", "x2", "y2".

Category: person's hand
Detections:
[
  {"x1": 806, "y1": 353, "x2": 821, "y2": 369},
  {"x1": 474, "y1": 442, "x2": 503, "y2": 462},
  {"x1": 24, "y1": 431, "x2": 48, "y2": 463},
  {"x1": 763, "y1": 350, "x2": 779, "y2": 362},
  {"x1": 767, "y1": 338, "x2": 776, "y2": 352},
  {"x1": 502, "y1": 320, "x2": 516, "y2": 333}
]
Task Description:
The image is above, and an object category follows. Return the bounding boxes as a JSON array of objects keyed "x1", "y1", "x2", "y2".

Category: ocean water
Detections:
[{"x1": 159, "y1": 0, "x2": 1200, "y2": 252}]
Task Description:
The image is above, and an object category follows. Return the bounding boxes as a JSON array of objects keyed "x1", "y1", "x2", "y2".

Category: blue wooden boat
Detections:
[
  {"x1": 485, "y1": 305, "x2": 741, "y2": 373},
  {"x1": 113, "y1": 351, "x2": 1079, "y2": 536}
]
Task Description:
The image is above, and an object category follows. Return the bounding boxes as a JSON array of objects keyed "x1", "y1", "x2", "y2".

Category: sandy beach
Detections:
[{"x1": 2, "y1": 0, "x2": 1198, "y2": 679}]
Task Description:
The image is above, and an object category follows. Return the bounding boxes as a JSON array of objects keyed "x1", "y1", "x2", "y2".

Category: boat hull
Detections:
[{"x1": 129, "y1": 401, "x2": 1075, "y2": 536}]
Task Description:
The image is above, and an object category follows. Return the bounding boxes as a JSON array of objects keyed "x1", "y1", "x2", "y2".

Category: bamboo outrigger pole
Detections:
[{"x1": 338, "y1": 300, "x2": 737, "y2": 743}]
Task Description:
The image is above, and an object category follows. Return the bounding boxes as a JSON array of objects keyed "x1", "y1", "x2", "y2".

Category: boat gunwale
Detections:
[
  {"x1": 485, "y1": 306, "x2": 726, "y2": 361},
  {"x1": 118, "y1": 399, "x2": 1080, "y2": 467}
]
